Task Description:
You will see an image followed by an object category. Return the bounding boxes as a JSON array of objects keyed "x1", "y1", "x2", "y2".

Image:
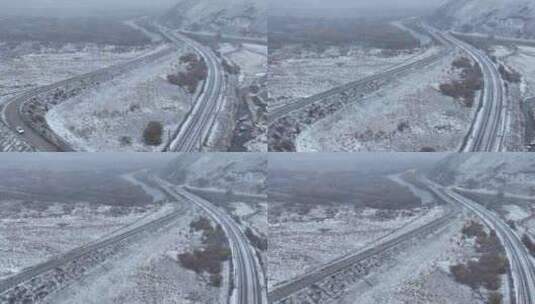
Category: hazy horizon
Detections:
[
  {"x1": 270, "y1": 0, "x2": 447, "y2": 18},
  {"x1": 0, "y1": 0, "x2": 180, "y2": 17}
]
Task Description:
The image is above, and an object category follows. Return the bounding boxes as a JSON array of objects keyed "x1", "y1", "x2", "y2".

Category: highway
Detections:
[
  {"x1": 157, "y1": 25, "x2": 225, "y2": 152},
  {"x1": 421, "y1": 178, "x2": 535, "y2": 304},
  {"x1": 1, "y1": 46, "x2": 173, "y2": 152},
  {"x1": 435, "y1": 31, "x2": 506, "y2": 152},
  {"x1": 154, "y1": 177, "x2": 264, "y2": 304},
  {"x1": 268, "y1": 24, "x2": 453, "y2": 125},
  {"x1": 0, "y1": 179, "x2": 186, "y2": 296},
  {"x1": 268, "y1": 199, "x2": 457, "y2": 303}
]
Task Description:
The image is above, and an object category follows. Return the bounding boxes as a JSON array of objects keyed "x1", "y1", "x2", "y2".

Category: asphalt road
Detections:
[
  {"x1": 422, "y1": 179, "x2": 535, "y2": 304},
  {"x1": 157, "y1": 25, "x2": 225, "y2": 152},
  {"x1": 268, "y1": 196, "x2": 457, "y2": 303},
  {"x1": 0, "y1": 180, "x2": 185, "y2": 295},
  {"x1": 437, "y1": 31, "x2": 506, "y2": 152},
  {"x1": 155, "y1": 178, "x2": 264, "y2": 304},
  {"x1": 3, "y1": 84, "x2": 73, "y2": 152},
  {"x1": 1, "y1": 47, "x2": 172, "y2": 152}
]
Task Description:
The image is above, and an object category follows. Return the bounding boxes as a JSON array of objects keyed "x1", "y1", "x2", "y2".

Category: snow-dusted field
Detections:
[
  {"x1": 505, "y1": 45, "x2": 535, "y2": 97},
  {"x1": 341, "y1": 216, "x2": 484, "y2": 304},
  {"x1": 268, "y1": 204, "x2": 445, "y2": 289},
  {"x1": 42, "y1": 206, "x2": 227, "y2": 304},
  {"x1": 0, "y1": 200, "x2": 167, "y2": 280},
  {"x1": 222, "y1": 43, "x2": 267, "y2": 85},
  {"x1": 46, "y1": 45, "x2": 193, "y2": 151},
  {"x1": 0, "y1": 42, "x2": 155, "y2": 98},
  {"x1": 295, "y1": 51, "x2": 474, "y2": 152},
  {"x1": 268, "y1": 45, "x2": 432, "y2": 107}
]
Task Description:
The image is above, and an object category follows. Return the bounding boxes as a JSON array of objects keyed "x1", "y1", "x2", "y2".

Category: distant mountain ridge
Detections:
[
  {"x1": 429, "y1": 153, "x2": 535, "y2": 196},
  {"x1": 160, "y1": 0, "x2": 266, "y2": 37},
  {"x1": 161, "y1": 154, "x2": 266, "y2": 194},
  {"x1": 431, "y1": 0, "x2": 535, "y2": 38}
]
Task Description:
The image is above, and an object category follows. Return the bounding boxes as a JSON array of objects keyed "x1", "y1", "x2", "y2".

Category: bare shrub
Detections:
[{"x1": 142, "y1": 121, "x2": 163, "y2": 146}]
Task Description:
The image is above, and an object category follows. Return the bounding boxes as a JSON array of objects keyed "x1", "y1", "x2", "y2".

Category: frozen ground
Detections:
[
  {"x1": 340, "y1": 216, "x2": 485, "y2": 304},
  {"x1": 46, "y1": 45, "x2": 193, "y2": 151},
  {"x1": 42, "y1": 206, "x2": 227, "y2": 304},
  {"x1": 0, "y1": 199, "x2": 166, "y2": 280},
  {"x1": 507, "y1": 45, "x2": 535, "y2": 97},
  {"x1": 268, "y1": 204, "x2": 445, "y2": 288},
  {"x1": 221, "y1": 43, "x2": 267, "y2": 85},
  {"x1": 268, "y1": 45, "x2": 435, "y2": 108},
  {"x1": 295, "y1": 51, "x2": 475, "y2": 152},
  {"x1": 0, "y1": 42, "x2": 155, "y2": 98}
]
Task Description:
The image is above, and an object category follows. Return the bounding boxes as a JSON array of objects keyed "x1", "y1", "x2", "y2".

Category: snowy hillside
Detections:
[
  {"x1": 432, "y1": 0, "x2": 535, "y2": 38},
  {"x1": 160, "y1": 0, "x2": 267, "y2": 37},
  {"x1": 162, "y1": 154, "x2": 266, "y2": 194},
  {"x1": 430, "y1": 153, "x2": 535, "y2": 196}
]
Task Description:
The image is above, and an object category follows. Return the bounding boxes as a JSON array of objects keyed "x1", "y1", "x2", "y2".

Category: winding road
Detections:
[
  {"x1": 268, "y1": 23, "x2": 453, "y2": 125},
  {"x1": 157, "y1": 25, "x2": 225, "y2": 152},
  {"x1": 0, "y1": 179, "x2": 186, "y2": 297},
  {"x1": 1, "y1": 46, "x2": 173, "y2": 152},
  {"x1": 420, "y1": 178, "x2": 535, "y2": 304},
  {"x1": 437, "y1": 31, "x2": 507, "y2": 152},
  {"x1": 154, "y1": 177, "x2": 264, "y2": 304},
  {"x1": 268, "y1": 188, "x2": 458, "y2": 303}
]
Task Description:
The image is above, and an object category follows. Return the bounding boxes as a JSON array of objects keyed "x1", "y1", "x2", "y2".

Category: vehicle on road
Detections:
[{"x1": 15, "y1": 126, "x2": 24, "y2": 134}]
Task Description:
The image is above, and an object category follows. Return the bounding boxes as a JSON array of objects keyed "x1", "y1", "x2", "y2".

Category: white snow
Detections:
[
  {"x1": 46, "y1": 45, "x2": 193, "y2": 152},
  {"x1": 295, "y1": 51, "x2": 473, "y2": 152}
]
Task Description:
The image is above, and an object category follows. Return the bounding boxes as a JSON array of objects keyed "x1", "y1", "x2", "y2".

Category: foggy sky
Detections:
[
  {"x1": 271, "y1": 0, "x2": 446, "y2": 10},
  {"x1": 0, "y1": 153, "x2": 177, "y2": 172},
  {"x1": 270, "y1": 0, "x2": 447, "y2": 18},
  {"x1": 0, "y1": 0, "x2": 179, "y2": 17},
  {"x1": 269, "y1": 153, "x2": 448, "y2": 174}
]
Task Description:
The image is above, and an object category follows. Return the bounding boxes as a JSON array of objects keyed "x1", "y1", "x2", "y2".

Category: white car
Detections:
[{"x1": 16, "y1": 126, "x2": 24, "y2": 134}]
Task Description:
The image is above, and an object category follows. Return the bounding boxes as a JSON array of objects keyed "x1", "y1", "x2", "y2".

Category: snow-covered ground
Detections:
[
  {"x1": 268, "y1": 204, "x2": 445, "y2": 289},
  {"x1": 0, "y1": 199, "x2": 166, "y2": 280},
  {"x1": 268, "y1": 45, "x2": 433, "y2": 108},
  {"x1": 46, "y1": 45, "x2": 193, "y2": 151},
  {"x1": 505, "y1": 45, "x2": 535, "y2": 97},
  {"x1": 295, "y1": 51, "x2": 474, "y2": 152},
  {"x1": 0, "y1": 43, "x2": 155, "y2": 98},
  {"x1": 221, "y1": 43, "x2": 267, "y2": 85},
  {"x1": 341, "y1": 216, "x2": 485, "y2": 304},
  {"x1": 42, "y1": 205, "x2": 227, "y2": 304}
]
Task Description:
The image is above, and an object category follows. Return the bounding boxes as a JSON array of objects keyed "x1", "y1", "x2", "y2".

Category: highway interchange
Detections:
[
  {"x1": 423, "y1": 179, "x2": 535, "y2": 304},
  {"x1": 157, "y1": 26, "x2": 226, "y2": 152},
  {"x1": 269, "y1": 174, "x2": 535, "y2": 304},
  {"x1": 155, "y1": 177, "x2": 266, "y2": 304},
  {"x1": 0, "y1": 174, "x2": 267, "y2": 304},
  {"x1": 0, "y1": 23, "x2": 227, "y2": 152},
  {"x1": 269, "y1": 21, "x2": 511, "y2": 152}
]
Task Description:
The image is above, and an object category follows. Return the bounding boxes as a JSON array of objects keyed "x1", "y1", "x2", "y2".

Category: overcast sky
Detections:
[
  {"x1": 0, "y1": 0, "x2": 179, "y2": 16},
  {"x1": 270, "y1": 0, "x2": 447, "y2": 18},
  {"x1": 271, "y1": 0, "x2": 446, "y2": 10},
  {"x1": 269, "y1": 153, "x2": 448, "y2": 174},
  {"x1": 0, "y1": 153, "x2": 177, "y2": 171}
]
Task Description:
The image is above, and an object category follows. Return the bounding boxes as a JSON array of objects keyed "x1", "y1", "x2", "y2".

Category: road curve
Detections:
[
  {"x1": 155, "y1": 178, "x2": 264, "y2": 304},
  {"x1": 268, "y1": 201, "x2": 457, "y2": 303},
  {"x1": 435, "y1": 31, "x2": 506, "y2": 152},
  {"x1": 421, "y1": 179, "x2": 535, "y2": 304},
  {"x1": 1, "y1": 46, "x2": 173, "y2": 152},
  {"x1": 156, "y1": 25, "x2": 225, "y2": 152},
  {"x1": 268, "y1": 24, "x2": 453, "y2": 125},
  {"x1": 0, "y1": 187, "x2": 185, "y2": 296}
]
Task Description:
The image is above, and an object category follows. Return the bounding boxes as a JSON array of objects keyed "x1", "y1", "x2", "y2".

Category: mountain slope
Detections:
[
  {"x1": 429, "y1": 153, "x2": 535, "y2": 196},
  {"x1": 431, "y1": 0, "x2": 535, "y2": 38},
  {"x1": 161, "y1": 153, "x2": 267, "y2": 194},
  {"x1": 160, "y1": 0, "x2": 267, "y2": 37}
]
